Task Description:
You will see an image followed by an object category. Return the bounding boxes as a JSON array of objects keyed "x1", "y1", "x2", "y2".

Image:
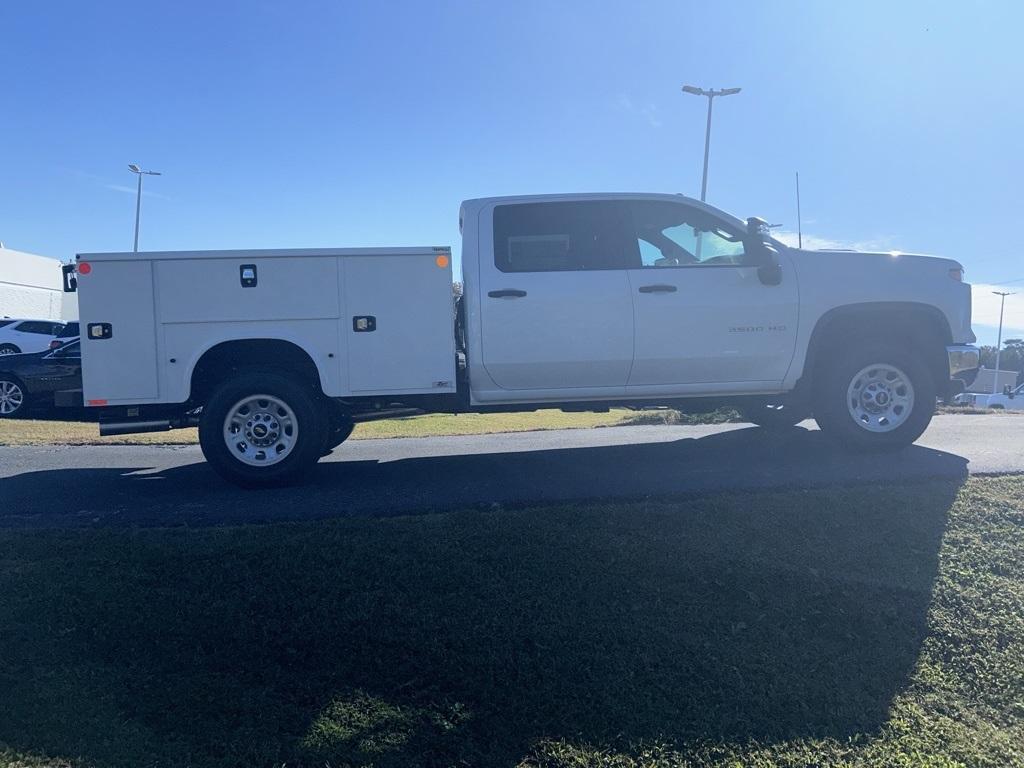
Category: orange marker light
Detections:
[
  {"x1": 78, "y1": 262, "x2": 92, "y2": 275},
  {"x1": 435, "y1": 254, "x2": 450, "y2": 269}
]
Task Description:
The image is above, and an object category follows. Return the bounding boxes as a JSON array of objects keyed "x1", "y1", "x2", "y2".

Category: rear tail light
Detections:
[{"x1": 949, "y1": 267, "x2": 964, "y2": 282}]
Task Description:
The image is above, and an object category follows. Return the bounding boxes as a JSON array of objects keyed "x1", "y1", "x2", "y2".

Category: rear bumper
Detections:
[{"x1": 947, "y1": 344, "x2": 980, "y2": 378}]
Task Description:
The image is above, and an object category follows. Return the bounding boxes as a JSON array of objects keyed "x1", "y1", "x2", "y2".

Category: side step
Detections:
[
  {"x1": 99, "y1": 419, "x2": 173, "y2": 437},
  {"x1": 98, "y1": 410, "x2": 199, "y2": 437}
]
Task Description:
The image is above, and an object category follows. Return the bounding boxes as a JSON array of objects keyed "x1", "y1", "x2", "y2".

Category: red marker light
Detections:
[{"x1": 78, "y1": 262, "x2": 92, "y2": 275}]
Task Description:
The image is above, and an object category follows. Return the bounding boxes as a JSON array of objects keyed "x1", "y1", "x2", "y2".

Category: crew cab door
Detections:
[
  {"x1": 625, "y1": 200, "x2": 799, "y2": 388},
  {"x1": 477, "y1": 200, "x2": 635, "y2": 393}
]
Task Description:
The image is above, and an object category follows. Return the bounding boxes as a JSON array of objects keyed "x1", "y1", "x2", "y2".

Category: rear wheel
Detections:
[
  {"x1": 199, "y1": 371, "x2": 327, "y2": 487},
  {"x1": 0, "y1": 378, "x2": 27, "y2": 418},
  {"x1": 0, "y1": 344, "x2": 20, "y2": 355},
  {"x1": 321, "y1": 418, "x2": 355, "y2": 456},
  {"x1": 814, "y1": 344, "x2": 936, "y2": 451}
]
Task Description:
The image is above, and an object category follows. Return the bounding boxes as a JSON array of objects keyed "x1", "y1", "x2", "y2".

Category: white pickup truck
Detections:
[{"x1": 65, "y1": 193, "x2": 979, "y2": 487}]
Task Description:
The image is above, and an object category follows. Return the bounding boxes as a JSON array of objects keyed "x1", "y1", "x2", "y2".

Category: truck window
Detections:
[
  {"x1": 493, "y1": 201, "x2": 637, "y2": 272},
  {"x1": 631, "y1": 201, "x2": 747, "y2": 267}
]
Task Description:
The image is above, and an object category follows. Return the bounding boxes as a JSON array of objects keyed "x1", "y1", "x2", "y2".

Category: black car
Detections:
[
  {"x1": 49, "y1": 321, "x2": 80, "y2": 350},
  {"x1": 0, "y1": 340, "x2": 82, "y2": 418}
]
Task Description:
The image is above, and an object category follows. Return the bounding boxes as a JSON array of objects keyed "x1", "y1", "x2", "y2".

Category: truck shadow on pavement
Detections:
[
  {"x1": 0, "y1": 425, "x2": 970, "y2": 528},
  {"x1": 0, "y1": 428, "x2": 971, "y2": 765}
]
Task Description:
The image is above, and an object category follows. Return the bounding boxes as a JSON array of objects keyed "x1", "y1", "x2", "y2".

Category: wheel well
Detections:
[
  {"x1": 190, "y1": 339, "x2": 322, "y2": 404},
  {"x1": 802, "y1": 303, "x2": 952, "y2": 392},
  {"x1": 0, "y1": 371, "x2": 26, "y2": 389}
]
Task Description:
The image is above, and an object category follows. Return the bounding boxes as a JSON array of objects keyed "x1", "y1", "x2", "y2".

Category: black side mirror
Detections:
[
  {"x1": 746, "y1": 238, "x2": 782, "y2": 286},
  {"x1": 758, "y1": 259, "x2": 783, "y2": 286},
  {"x1": 62, "y1": 263, "x2": 77, "y2": 293}
]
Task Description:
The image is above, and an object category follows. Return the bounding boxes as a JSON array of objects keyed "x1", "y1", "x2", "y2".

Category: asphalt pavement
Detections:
[{"x1": 1, "y1": 415, "x2": 1021, "y2": 528}]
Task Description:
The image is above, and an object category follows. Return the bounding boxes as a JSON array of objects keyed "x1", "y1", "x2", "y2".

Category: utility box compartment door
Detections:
[
  {"x1": 157, "y1": 256, "x2": 340, "y2": 323},
  {"x1": 343, "y1": 253, "x2": 456, "y2": 393},
  {"x1": 78, "y1": 259, "x2": 160, "y2": 402}
]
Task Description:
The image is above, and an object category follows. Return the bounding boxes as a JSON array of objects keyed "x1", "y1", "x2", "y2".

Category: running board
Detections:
[
  {"x1": 99, "y1": 419, "x2": 172, "y2": 437},
  {"x1": 349, "y1": 408, "x2": 423, "y2": 423}
]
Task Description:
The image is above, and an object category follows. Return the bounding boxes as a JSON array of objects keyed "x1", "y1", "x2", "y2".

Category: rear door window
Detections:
[{"x1": 493, "y1": 201, "x2": 638, "y2": 272}]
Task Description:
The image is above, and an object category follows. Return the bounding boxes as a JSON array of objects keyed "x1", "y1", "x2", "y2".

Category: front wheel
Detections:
[
  {"x1": 814, "y1": 344, "x2": 936, "y2": 451},
  {"x1": 198, "y1": 371, "x2": 327, "y2": 488}
]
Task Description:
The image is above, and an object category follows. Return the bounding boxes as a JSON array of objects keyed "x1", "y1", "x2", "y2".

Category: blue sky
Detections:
[{"x1": 2, "y1": 0, "x2": 1022, "y2": 342}]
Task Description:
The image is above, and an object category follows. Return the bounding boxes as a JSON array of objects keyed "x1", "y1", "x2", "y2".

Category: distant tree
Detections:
[{"x1": 979, "y1": 339, "x2": 1024, "y2": 373}]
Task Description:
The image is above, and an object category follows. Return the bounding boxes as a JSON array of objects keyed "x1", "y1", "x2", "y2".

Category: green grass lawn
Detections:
[
  {"x1": 0, "y1": 409, "x2": 745, "y2": 447},
  {"x1": 0, "y1": 410, "x2": 644, "y2": 446},
  {"x1": 2, "y1": 476, "x2": 1023, "y2": 767}
]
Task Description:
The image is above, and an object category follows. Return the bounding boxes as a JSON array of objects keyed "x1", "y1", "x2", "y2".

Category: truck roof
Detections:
[
  {"x1": 76, "y1": 246, "x2": 451, "y2": 263},
  {"x1": 459, "y1": 192, "x2": 746, "y2": 229}
]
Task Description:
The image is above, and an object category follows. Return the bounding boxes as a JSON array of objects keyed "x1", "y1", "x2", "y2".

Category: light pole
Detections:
[
  {"x1": 992, "y1": 290, "x2": 1015, "y2": 394},
  {"x1": 128, "y1": 164, "x2": 162, "y2": 252},
  {"x1": 681, "y1": 85, "x2": 740, "y2": 260},
  {"x1": 681, "y1": 85, "x2": 741, "y2": 203}
]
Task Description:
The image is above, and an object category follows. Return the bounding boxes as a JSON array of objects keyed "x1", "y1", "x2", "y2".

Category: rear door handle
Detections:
[
  {"x1": 488, "y1": 289, "x2": 527, "y2": 298},
  {"x1": 638, "y1": 284, "x2": 678, "y2": 293}
]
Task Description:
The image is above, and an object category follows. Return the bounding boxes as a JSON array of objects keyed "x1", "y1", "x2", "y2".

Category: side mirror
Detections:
[
  {"x1": 758, "y1": 260, "x2": 783, "y2": 286},
  {"x1": 62, "y1": 263, "x2": 77, "y2": 293},
  {"x1": 1005, "y1": 385, "x2": 1014, "y2": 397},
  {"x1": 747, "y1": 238, "x2": 783, "y2": 286}
]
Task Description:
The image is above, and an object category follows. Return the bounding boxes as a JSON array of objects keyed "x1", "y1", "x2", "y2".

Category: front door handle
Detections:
[
  {"x1": 638, "y1": 284, "x2": 678, "y2": 293},
  {"x1": 488, "y1": 289, "x2": 527, "y2": 298}
]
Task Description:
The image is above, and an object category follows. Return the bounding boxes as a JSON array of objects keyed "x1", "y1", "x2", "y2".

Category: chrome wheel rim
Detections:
[
  {"x1": 0, "y1": 381, "x2": 24, "y2": 414},
  {"x1": 847, "y1": 363, "x2": 915, "y2": 433},
  {"x1": 0, "y1": 347, "x2": 16, "y2": 356},
  {"x1": 222, "y1": 394, "x2": 298, "y2": 467}
]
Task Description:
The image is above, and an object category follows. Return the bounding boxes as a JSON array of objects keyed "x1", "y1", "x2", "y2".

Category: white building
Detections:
[{"x1": 0, "y1": 245, "x2": 78, "y2": 321}]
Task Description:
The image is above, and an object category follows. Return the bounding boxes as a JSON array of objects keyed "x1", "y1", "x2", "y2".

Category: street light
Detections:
[
  {"x1": 992, "y1": 290, "x2": 1015, "y2": 394},
  {"x1": 681, "y1": 85, "x2": 741, "y2": 259},
  {"x1": 680, "y1": 85, "x2": 741, "y2": 202},
  {"x1": 128, "y1": 164, "x2": 162, "y2": 252}
]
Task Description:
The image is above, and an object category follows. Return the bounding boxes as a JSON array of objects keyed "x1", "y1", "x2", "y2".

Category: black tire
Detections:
[
  {"x1": 813, "y1": 343, "x2": 936, "y2": 451},
  {"x1": 0, "y1": 376, "x2": 28, "y2": 418},
  {"x1": 321, "y1": 419, "x2": 355, "y2": 456},
  {"x1": 0, "y1": 344, "x2": 21, "y2": 356},
  {"x1": 198, "y1": 371, "x2": 327, "y2": 488},
  {"x1": 738, "y1": 400, "x2": 810, "y2": 429}
]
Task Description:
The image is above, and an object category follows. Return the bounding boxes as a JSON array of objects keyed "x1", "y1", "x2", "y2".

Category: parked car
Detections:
[
  {"x1": 49, "y1": 321, "x2": 80, "y2": 349},
  {"x1": 0, "y1": 339, "x2": 82, "y2": 418},
  {"x1": 0, "y1": 318, "x2": 66, "y2": 355},
  {"x1": 68, "y1": 193, "x2": 978, "y2": 486},
  {"x1": 955, "y1": 382, "x2": 1024, "y2": 410}
]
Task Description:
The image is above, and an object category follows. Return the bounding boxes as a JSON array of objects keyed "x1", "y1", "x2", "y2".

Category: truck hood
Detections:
[{"x1": 784, "y1": 246, "x2": 963, "y2": 271}]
